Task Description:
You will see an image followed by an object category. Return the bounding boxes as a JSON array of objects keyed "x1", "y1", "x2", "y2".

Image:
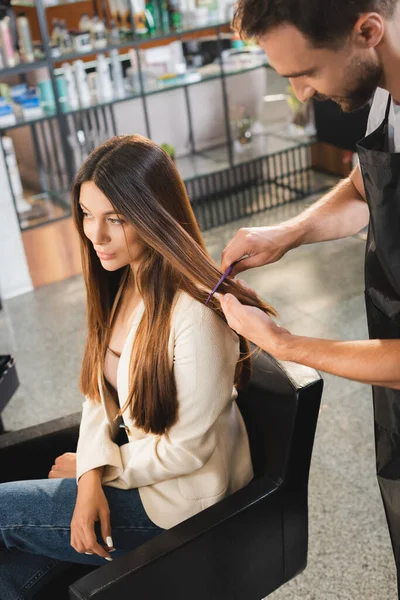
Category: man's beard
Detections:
[{"x1": 314, "y1": 59, "x2": 383, "y2": 112}]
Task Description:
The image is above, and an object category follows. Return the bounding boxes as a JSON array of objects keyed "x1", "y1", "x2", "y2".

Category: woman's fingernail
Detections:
[
  {"x1": 85, "y1": 552, "x2": 93, "y2": 555},
  {"x1": 105, "y1": 557, "x2": 113, "y2": 561},
  {"x1": 106, "y1": 536, "x2": 113, "y2": 548},
  {"x1": 110, "y1": 548, "x2": 116, "y2": 552}
]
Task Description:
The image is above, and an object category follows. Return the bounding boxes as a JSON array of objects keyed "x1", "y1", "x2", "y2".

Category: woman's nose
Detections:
[{"x1": 88, "y1": 222, "x2": 110, "y2": 246}]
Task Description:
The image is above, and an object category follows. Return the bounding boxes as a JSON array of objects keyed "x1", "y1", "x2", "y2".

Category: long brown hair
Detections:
[{"x1": 72, "y1": 135, "x2": 277, "y2": 435}]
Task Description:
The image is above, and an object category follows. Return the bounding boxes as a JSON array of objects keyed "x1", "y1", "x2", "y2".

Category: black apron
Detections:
[{"x1": 357, "y1": 95, "x2": 400, "y2": 591}]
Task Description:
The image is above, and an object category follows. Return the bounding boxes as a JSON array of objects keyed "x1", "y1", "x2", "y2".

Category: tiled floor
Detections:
[{"x1": 0, "y1": 195, "x2": 397, "y2": 599}]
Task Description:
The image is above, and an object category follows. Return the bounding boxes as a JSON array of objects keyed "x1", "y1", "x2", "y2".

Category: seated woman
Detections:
[{"x1": 0, "y1": 135, "x2": 276, "y2": 599}]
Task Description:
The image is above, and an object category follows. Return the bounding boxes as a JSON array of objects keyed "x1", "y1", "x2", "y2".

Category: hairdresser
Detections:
[{"x1": 220, "y1": 0, "x2": 400, "y2": 592}]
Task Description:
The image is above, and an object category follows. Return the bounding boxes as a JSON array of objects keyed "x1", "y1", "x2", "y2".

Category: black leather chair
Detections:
[{"x1": 0, "y1": 350, "x2": 323, "y2": 600}]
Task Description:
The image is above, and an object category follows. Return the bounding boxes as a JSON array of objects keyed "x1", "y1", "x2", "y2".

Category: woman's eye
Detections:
[
  {"x1": 108, "y1": 218, "x2": 124, "y2": 225},
  {"x1": 82, "y1": 211, "x2": 91, "y2": 218}
]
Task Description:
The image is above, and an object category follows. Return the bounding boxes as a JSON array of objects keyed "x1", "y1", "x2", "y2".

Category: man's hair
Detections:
[{"x1": 234, "y1": 0, "x2": 398, "y2": 47}]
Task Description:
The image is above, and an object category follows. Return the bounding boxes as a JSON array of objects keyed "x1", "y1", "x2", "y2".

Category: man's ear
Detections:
[{"x1": 352, "y1": 13, "x2": 385, "y2": 49}]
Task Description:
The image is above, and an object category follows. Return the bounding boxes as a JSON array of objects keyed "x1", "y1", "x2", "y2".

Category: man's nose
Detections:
[{"x1": 289, "y1": 78, "x2": 315, "y2": 103}]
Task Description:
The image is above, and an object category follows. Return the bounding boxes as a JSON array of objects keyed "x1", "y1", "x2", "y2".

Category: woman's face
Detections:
[{"x1": 79, "y1": 181, "x2": 146, "y2": 272}]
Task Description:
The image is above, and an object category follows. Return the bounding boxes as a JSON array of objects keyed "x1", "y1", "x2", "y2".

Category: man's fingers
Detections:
[
  {"x1": 221, "y1": 294, "x2": 243, "y2": 332},
  {"x1": 228, "y1": 254, "x2": 265, "y2": 277}
]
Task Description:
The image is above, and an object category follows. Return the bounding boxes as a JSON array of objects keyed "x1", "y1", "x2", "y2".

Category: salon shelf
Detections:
[
  {"x1": 0, "y1": 61, "x2": 269, "y2": 131},
  {"x1": 0, "y1": 59, "x2": 48, "y2": 79},
  {"x1": 176, "y1": 133, "x2": 308, "y2": 181},
  {"x1": 52, "y1": 21, "x2": 231, "y2": 64},
  {"x1": 12, "y1": 0, "x2": 89, "y2": 7},
  {"x1": 143, "y1": 60, "x2": 269, "y2": 96},
  {"x1": 0, "y1": 110, "x2": 59, "y2": 132}
]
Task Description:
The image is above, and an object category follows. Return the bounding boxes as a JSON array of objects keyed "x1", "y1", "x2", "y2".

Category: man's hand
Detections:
[
  {"x1": 220, "y1": 293, "x2": 292, "y2": 358},
  {"x1": 221, "y1": 225, "x2": 298, "y2": 276},
  {"x1": 48, "y1": 452, "x2": 77, "y2": 479}
]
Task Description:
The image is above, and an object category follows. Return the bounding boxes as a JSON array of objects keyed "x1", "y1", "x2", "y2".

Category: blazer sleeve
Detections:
[
  {"x1": 101, "y1": 298, "x2": 240, "y2": 489},
  {"x1": 76, "y1": 396, "x2": 122, "y2": 482}
]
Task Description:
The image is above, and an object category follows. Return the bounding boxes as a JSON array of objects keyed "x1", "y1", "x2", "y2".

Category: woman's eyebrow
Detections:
[{"x1": 79, "y1": 202, "x2": 118, "y2": 216}]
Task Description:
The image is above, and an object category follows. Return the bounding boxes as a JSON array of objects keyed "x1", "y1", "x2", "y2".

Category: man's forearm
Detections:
[
  {"x1": 283, "y1": 335, "x2": 400, "y2": 389},
  {"x1": 282, "y1": 171, "x2": 370, "y2": 249}
]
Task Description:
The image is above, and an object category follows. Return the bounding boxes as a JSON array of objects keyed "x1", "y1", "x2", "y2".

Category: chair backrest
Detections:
[{"x1": 236, "y1": 348, "x2": 323, "y2": 487}]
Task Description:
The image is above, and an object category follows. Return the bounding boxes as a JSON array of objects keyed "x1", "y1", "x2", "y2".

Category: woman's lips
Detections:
[{"x1": 96, "y1": 251, "x2": 116, "y2": 261}]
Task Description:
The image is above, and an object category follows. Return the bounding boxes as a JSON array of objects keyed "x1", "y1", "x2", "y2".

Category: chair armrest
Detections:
[
  {"x1": 69, "y1": 475, "x2": 282, "y2": 600},
  {"x1": 0, "y1": 412, "x2": 81, "y2": 483}
]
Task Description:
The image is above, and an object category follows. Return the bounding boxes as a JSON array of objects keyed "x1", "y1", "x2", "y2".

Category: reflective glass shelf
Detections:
[
  {"x1": 0, "y1": 61, "x2": 268, "y2": 131},
  {"x1": 0, "y1": 60, "x2": 48, "y2": 79}
]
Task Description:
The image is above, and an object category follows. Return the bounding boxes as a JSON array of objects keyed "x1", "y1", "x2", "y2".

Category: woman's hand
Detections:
[
  {"x1": 48, "y1": 452, "x2": 77, "y2": 479},
  {"x1": 220, "y1": 293, "x2": 292, "y2": 359},
  {"x1": 70, "y1": 468, "x2": 115, "y2": 560}
]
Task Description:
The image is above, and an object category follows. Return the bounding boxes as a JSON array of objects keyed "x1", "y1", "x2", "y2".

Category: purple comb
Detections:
[{"x1": 205, "y1": 264, "x2": 234, "y2": 306}]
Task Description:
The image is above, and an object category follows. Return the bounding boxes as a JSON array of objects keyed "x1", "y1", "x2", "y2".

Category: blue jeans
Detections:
[{"x1": 0, "y1": 478, "x2": 164, "y2": 600}]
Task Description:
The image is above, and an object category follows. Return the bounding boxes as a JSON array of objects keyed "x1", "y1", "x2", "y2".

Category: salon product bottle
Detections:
[
  {"x1": 180, "y1": 0, "x2": 196, "y2": 27},
  {"x1": 79, "y1": 13, "x2": 91, "y2": 33},
  {"x1": 109, "y1": 48, "x2": 125, "y2": 97},
  {"x1": 16, "y1": 12, "x2": 34, "y2": 63},
  {"x1": 145, "y1": 0, "x2": 160, "y2": 31},
  {"x1": 62, "y1": 62, "x2": 79, "y2": 110},
  {"x1": 0, "y1": 14, "x2": 17, "y2": 67},
  {"x1": 169, "y1": 0, "x2": 182, "y2": 29},
  {"x1": 60, "y1": 20, "x2": 73, "y2": 54},
  {"x1": 160, "y1": 0, "x2": 170, "y2": 32},
  {"x1": 144, "y1": 7, "x2": 156, "y2": 34},
  {"x1": 2, "y1": 136, "x2": 31, "y2": 214},
  {"x1": 73, "y1": 60, "x2": 91, "y2": 106},
  {"x1": 92, "y1": 16, "x2": 107, "y2": 49},
  {"x1": 51, "y1": 18, "x2": 61, "y2": 46},
  {"x1": 128, "y1": 48, "x2": 140, "y2": 91},
  {"x1": 96, "y1": 53, "x2": 113, "y2": 102},
  {"x1": 109, "y1": 20, "x2": 120, "y2": 44}
]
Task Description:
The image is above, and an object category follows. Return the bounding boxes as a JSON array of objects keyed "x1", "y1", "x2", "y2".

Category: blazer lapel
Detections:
[{"x1": 117, "y1": 300, "x2": 145, "y2": 409}]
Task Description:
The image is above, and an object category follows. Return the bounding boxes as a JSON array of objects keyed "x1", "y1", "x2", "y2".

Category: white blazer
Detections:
[{"x1": 76, "y1": 291, "x2": 254, "y2": 529}]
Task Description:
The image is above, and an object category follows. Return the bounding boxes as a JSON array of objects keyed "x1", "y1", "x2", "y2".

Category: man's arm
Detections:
[
  {"x1": 220, "y1": 295, "x2": 400, "y2": 390},
  {"x1": 221, "y1": 164, "x2": 370, "y2": 274},
  {"x1": 287, "y1": 164, "x2": 369, "y2": 247},
  {"x1": 285, "y1": 336, "x2": 400, "y2": 389}
]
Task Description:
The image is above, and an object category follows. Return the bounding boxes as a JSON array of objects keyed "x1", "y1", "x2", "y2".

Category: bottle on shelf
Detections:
[
  {"x1": 169, "y1": 0, "x2": 182, "y2": 30},
  {"x1": 131, "y1": 0, "x2": 149, "y2": 37},
  {"x1": 62, "y1": 62, "x2": 79, "y2": 110},
  {"x1": 16, "y1": 13, "x2": 34, "y2": 63},
  {"x1": 78, "y1": 13, "x2": 92, "y2": 33},
  {"x1": 127, "y1": 48, "x2": 140, "y2": 92},
  {"x1": 73, "y1": 60, "x2": 91, "y2": 107},
  {"x1": 95, "y1": 53, "x2": 113, "y2": 102},
  {"x1": 59, "y1": 20, "x2": 73, "y2": 54},
  {"x1": 144, "y1": 6, "x2": 156, "y2": 35},
  {"x1": 51, "y1": 18, "x2": 61, "y2": 46},
  {"x1": 91, "y1": 15, "x2": 107, "y2": 49},
  {"x1": 145, "y1": 0, "x2": 161, "y2": 32},
  {"x1": 0, "y1": 12, "x2": 18, "y2": 68},
  {"x1": 109, "y1": 20, "x2": 120, "y2": 45},
  {"x1": 180, "y1": 0, "x2": 196, "y2": 28},
  {"x1": 2, "y1": 136, "x2": 32, "y2": 215},
  {"x1": 109, "y1": 48, "x2": 125, "y2": 98},
  {"x1": 159, "y1": 0, "x2": 170, "y2": 32}
]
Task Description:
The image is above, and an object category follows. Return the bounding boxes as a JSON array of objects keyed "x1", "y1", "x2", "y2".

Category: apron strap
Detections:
[{"x1": 385, "y1": 93, "x2": 392, "y2": 122}]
